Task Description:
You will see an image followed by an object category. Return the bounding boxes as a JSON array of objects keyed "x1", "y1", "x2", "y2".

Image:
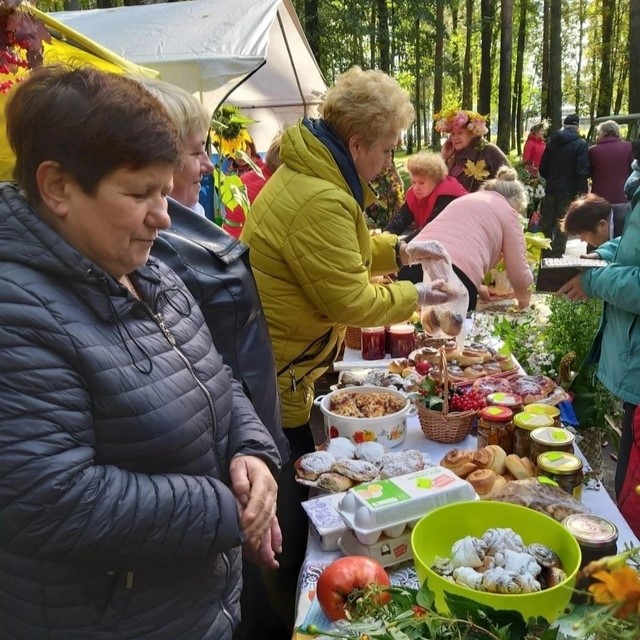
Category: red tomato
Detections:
[{"x1": 316, "y1": 556, "x2": 391, "y2": 621}]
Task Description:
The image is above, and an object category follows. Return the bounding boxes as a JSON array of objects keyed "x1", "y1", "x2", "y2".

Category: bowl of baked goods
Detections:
[
  {"x1": 313, "y1": 385, "x2": 416, "y2": 448},
  {"x1": 411, "y1": 500, "x2": 581, "y2": 622}
]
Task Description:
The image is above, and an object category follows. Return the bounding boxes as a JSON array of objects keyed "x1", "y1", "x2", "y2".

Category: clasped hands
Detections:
[{"x1": 230, "y1": 455, "x2": 280, "y2": 569}]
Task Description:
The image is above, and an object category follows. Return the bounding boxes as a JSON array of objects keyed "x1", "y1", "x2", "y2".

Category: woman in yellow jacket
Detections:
[{"x1": 241, "y1": 66, "x2": 449, "y2": 605}]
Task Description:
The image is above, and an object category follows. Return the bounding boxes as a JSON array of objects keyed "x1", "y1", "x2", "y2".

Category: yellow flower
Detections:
[
  {"x1": 589, "y1": 566, "x2": 640, "y2": 618},
  {"x1": 462, "y1": 159, "x2": 490, "y2": 182},
  {"x1": 211, "y1": 128, "x2": 252, "y2": 157}
]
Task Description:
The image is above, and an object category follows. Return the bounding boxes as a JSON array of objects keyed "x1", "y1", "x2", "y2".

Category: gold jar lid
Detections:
[
  {"x1": 563, "y1": 513, "x2": 619, "y2": 547},
  {"x1": 530, "y1": 426, "x2": 575, "y2": 446},
  {"x1": 537, "y1": 451, "x2": 582, "y2": 474},
  {"x1": 513, "y1": 412, "x2": 554, "y2": 431},
  {"x1": 525, "y1": 403, "x2": 561, "y2": 420}
]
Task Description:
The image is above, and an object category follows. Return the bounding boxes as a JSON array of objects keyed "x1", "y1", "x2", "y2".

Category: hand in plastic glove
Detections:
[
  {"x1": 415, "y1": 280, "x2": 453, "y2": 306},
  {"x1": 405, "y1": 240, "x2": 450, "y2": 265}
]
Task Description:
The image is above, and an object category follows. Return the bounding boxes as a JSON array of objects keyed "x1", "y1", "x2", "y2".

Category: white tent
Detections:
[{"x1": 51, "y1": 0, "x2": 327, "y2": 149}]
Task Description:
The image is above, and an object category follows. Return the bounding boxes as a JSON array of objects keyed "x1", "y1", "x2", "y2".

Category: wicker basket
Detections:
[
  {"x1": 344, "y1": 326, "x2": 362, "y2": 350},
  {"x1": 414, "y1": 349, "x2": 476, "y2": 443}
]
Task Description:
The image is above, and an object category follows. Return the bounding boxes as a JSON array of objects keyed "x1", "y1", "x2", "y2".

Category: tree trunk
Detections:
[
  {"x1": 497, "y1": 0, "x2": 512, "y2": 153},
  {"x1": 415, "y1": 18, "x2": 422, "y2": 150},
  {"x1": 377, "y1": 0, "x2": 390, "y2": 73},
  {"x1": 478, "y1": 0, "x2": 494, "y2": 126},
  {"x1": 547, "y1": 0, "x2": 562, "y2": 133},
  {"x1": 304, "y1": 0, "x2": 321, "y2": 71},
  {"x1": 596, "y1": 0, "x2": 615, "y2": 117},
  {"x1": 511, "y1": 0, "x2": 527, "y2": 154},
  {"x1": 541, "y1": 0, "x2": 550, "y2": 119},
  {"x1": 450, "y1": 0, "x2": 462, "y2": 103},
  {"x1": 432, "y1": 1, "x2": 445, "y2": 148},
  {"x1": 370, "y1": 2, "x2": 377, "y2": 69},
  {"x1": 631, "y1": 0, "x2": 640, "y2": 112},
  {"x1": 462, "y1": 0, "x2": 474, "y2": 109},
  {"x1": 64, "y1": 0, "x2": 82, "y2": 9},
  {"x1": 574, "y1": 0, "x2": 586, "y2": 115}
]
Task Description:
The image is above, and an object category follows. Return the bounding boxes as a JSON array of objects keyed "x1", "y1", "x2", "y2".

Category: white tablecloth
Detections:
[{"x1": 294, "y1": 415, "x2": 639, "y2": 631}]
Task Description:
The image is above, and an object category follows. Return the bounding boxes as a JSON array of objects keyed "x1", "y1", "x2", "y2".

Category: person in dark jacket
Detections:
[
  {"x1": 136, "y1": 76, "x2": 289, "y2": 640},
  {"x1": 539, "y1": 113, "x2": 590, "y2": 256},
  {"x1": 0, "y1": 65, "x2": 281, "y2": 640},
  {"x1": 561, "y1": 193, "x2": 630, "y2": 251}
]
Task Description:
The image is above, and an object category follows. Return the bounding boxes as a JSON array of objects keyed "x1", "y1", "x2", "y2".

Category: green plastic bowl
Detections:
[{"x1": 410, "y1": 501, "x2": 581, "y2": 622}]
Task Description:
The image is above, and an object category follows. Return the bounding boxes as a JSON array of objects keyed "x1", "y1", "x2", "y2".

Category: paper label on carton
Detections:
[{"x1": 353, "y1": 480, "x2": 410, "y2": 508}]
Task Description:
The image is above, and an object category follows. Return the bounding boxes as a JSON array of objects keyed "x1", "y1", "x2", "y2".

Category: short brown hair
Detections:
[
  {"x1": 6, "y1": 65, "x2": 181, "y2": 202},
  {"x1": 562, "y1": 194, "x2": 611, "y2": 234}
]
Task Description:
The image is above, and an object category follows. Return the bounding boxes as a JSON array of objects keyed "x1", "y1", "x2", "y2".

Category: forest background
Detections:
[{"x1": 33, "y1": 0, "x2": 640, "y2": 155}]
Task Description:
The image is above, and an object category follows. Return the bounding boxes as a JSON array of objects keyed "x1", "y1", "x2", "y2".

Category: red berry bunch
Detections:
[{"x1": 449, "y1": 388, "x2": 486, "y2": 412}]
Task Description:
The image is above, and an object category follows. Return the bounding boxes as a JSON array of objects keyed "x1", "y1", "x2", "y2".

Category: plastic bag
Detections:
[{"x1": 410, "y1": 240, "x2": 468, "y2": 340}]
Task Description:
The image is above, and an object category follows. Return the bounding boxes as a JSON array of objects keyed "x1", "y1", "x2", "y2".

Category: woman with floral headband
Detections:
[{"x1": 436, "y1": 108, "x2": 509, "y2": 192}]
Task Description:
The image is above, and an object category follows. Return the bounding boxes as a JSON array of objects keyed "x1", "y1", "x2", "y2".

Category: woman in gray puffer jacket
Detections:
[{"x1": 0, "y1": 66, "x2": 281, "y2": 640}]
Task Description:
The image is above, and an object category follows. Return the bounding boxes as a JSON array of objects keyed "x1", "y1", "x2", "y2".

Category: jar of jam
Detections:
[
  {"x1": 536, "y1": 451, "x2": 584, "y2": 501},
  {"x1": 361, "y1": 327, "x2": 386, "y2": 360},
  {"x1": 525, "y1": 403, "x2": 562, "y2": 428},
  {"x1": 530, "y1": 426, "x2": 575, "y2": 461},
  {"x1": 563, "y1": 514, "x2": 619, "y2": 567},
  {"x1": 477, "y1": 405, "x2": 514, "y2": 452},
  {"x1": 486, "y1": 392, "x2": 523, "y2": 414},
  {"x1": 513, "y1": 412, "x2": 554, "y2": 458},
  {"x1": 388, "y1": 323, "x2": 415, "y2": 358},
  {"x1": 563, "y1": 513, "x2": 619, "y2": 602}
]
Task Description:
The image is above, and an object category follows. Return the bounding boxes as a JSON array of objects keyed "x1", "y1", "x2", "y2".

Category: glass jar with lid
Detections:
[
  {"x1": 486, "y1": 392, "x2": 523, "y2": 414},
  {"x1": 529, "y1": 426, "x2": 575, "y2": 462},
  {"x1": 536, "y1": 451, "x2": 584, "y2": 501},
  {"x1": 513, "y1": 412, "x2": 554, "y2": 458},
  {"x1": 361, "y1": 327, "x2": 386, "y2": 360},
  {"x1": 525, "y1": 403, "x2": 562, "y2": 429},
  {"x1": 477, "y1": 405, "x2": 514, "y2": 452}
]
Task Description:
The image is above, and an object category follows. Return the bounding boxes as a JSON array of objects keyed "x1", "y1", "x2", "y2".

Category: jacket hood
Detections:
[
  {"x1": 0, "y1": 182, "x2": 161, "y2": 321},
  {"x1": 281, "y1": 121, "x2": 377, "y2": 209},
  {"x1": 552, "y1": 127, "x2": 583, "y2": 145}
]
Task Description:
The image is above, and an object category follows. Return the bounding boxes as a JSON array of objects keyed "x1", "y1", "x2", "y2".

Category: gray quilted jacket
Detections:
[{"x1": 0, "y1": 183, "x2": 281, "y2": 639}]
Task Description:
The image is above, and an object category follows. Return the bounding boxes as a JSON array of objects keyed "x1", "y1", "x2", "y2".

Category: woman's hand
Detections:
[
  {"x1": 557, "y1": 274, "x2": 589, "y2": 301},
  {"x1": 230, "y1": 455, "x2": 278, "y2": 544}
]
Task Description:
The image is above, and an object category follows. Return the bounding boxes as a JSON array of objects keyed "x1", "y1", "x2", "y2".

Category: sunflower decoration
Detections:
[{"x1": 210, "y1": 105, "x2": 254, "y2": 157}]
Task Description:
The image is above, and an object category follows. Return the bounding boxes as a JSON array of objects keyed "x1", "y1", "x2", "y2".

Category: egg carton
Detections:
[
  {"x1": 338, "y1": 528, "x2": 414, "y2": 568},
  {"x1": 336, "y1": 466, "x2": 476, "y2": 545}
]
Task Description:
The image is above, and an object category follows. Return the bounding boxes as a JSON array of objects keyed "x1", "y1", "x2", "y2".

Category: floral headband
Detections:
[{"x1": 434, "y1": 109, "x2": 488, "y2": 137}]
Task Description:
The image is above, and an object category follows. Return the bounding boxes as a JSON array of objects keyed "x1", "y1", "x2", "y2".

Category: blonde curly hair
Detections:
[
  {"x1": 320, "y1": 66, "x2": 414, "y2": 147},
  {"x1": 406, "y1": 152, "x2": 448, "y2": 182},
  {"x1": 481, "y1": 166, "x2": 528, "y2": 213}
]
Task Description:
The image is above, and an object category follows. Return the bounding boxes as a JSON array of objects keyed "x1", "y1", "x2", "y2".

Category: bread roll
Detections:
[
  {"x1": 440, "y1": 311, "x2": 464, "y2": 336},
  {"x1": 505, "y1": 454, "x2": 537, "y2": 480},
  {"x1": 466, "y1": 469, "x2": 497, "y2": 497},
  {"x1": 388, "y1": 358, "x2": 409, "y2": 374},
  {"x1": 484, "y1": 475, "x2": 508, "y2": 500},
  {"x1": 484, "y1": 445, "x2": 507, "y2": 475},
  {"x1": 440, "y1": 448, "x2": 478, "y2": 478}
]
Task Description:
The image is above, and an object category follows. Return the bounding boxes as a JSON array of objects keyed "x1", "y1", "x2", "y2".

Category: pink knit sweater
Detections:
[{"x1": 410, "y1": 191, "x2": 533, "y2": 299}]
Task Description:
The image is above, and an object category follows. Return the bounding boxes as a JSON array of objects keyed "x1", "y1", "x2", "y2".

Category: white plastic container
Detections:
[
  {"x1": 301, "y1": 492, "x2": 348, "y2": 551},
  {"x1": 336, "y1": 466, "x2": 476, "y2": 545},
  {"x1": 338, "y1": 528, "x2": 414, "y2": 568}
]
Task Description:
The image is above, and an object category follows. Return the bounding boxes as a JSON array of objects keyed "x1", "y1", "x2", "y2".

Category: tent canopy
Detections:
[{"x1": 51, "y1": 0, "x2": 327, "y2": 149}]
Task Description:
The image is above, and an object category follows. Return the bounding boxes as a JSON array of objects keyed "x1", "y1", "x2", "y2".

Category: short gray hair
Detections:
[
  {"x1": 480, "y1": 166, "x2": 528, "y2": 214},
  {"x1": 598, "y1": 120, "x2": 620, "y2": 139}
]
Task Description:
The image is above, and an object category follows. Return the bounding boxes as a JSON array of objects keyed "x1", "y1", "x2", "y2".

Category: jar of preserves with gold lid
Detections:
[
  {"x1": 563, "y1": 513, "x2": 619, "y2": 567},
  {"x1": 529, "y1": 426, "x2": 575, "y2": 462},
  {"x1": 536, "y1": 451, "x2": 584, "y2": 501},
  {"x1": 525, "y1": 403, "x2": 562, "y2": 429},
  {"x1": 477, "y1": 405, "x2": 514, "y2": 452},
  {"x1": 513, "y1": 412, "x2": 554, "y2": 458},
  {"x1": 486, "y1": 392, "x2": 523, "y2": 414}
]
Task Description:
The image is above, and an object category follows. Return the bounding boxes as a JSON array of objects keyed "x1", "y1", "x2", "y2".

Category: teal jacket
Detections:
[{"x1": 582, "y1": 188, "x2": 640, "y2": 404}]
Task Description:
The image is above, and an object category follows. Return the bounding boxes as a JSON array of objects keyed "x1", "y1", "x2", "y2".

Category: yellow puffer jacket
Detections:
[{"x1": 241, "y1": 122, "x2": 418, "y2": 428}]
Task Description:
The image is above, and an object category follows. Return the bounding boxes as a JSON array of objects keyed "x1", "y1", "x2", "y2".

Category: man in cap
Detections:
[{"x1": 539, "y1": 114, "x2": 590, "y2": 256}]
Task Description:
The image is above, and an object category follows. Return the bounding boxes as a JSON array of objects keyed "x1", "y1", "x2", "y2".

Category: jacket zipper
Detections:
[{"x1": 220, "y1": 552, "x2": 235, "y2": 628}]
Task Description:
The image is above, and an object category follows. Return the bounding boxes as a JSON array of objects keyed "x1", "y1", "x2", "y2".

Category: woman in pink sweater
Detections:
[{"x1": 408, "y1": 166, "x2": 533, "y2": 310}]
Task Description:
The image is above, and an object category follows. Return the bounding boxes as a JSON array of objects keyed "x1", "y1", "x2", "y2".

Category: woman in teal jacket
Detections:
[{"x1": 559, "y1": 189, "x2": 640, "y2": 503}]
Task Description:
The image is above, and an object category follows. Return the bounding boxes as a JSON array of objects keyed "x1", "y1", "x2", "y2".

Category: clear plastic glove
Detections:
[
  {"x1": 405, "y1": 239, "x2": 450, "y2": 265},
  {"x1": 415, "y1": 280, "x2": 452, "y2": 306}
]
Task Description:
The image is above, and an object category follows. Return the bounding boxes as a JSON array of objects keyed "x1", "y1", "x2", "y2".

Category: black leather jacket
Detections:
[{"x1": 153, "y1": 200, "x2": 289, "y2": 462}]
